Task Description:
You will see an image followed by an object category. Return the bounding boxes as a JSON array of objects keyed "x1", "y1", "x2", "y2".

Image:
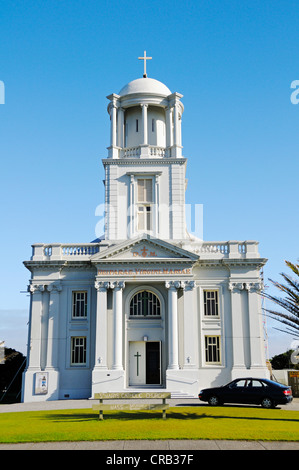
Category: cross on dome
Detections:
[{"x1": 138, "y1": 50, "x2": 152, "y2": 78}]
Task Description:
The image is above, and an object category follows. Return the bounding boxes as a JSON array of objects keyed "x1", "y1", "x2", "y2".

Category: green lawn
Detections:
[{"x1": 0, "y1": 406, "x2": 299, "y2": 443}]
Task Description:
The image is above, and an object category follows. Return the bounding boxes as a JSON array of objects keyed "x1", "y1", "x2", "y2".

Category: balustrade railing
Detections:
[
  {"x1": 31, "y1": 240, "x2": 259, "y2": 261},
  {"x1": 121, "y1": 146, "x2": 166, "y2": 158}
]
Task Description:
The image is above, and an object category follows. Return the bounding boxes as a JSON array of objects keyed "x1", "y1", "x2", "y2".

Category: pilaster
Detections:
[
  {"x1": 181, "y1": 281, "x2": 197, "y2": 368},
  {"x1": 165, "y1": 281, "x2": 180, "y2": 370},
  {"x1": 27, "y1": 284, "x2": 45, "y2": 370},
  {"x1": 93, "y1": 280, "x2": 110, "y2": 369},
  {"x1": 245, "y1": 281, "x2": 266, "y2": 369},
  {"x1": 111, "y1": 281, "x2": 125, "y2": 370},
  {"x1": 228, "y1": 282, "x2": 246, "y2": 373},
  {"x1": 45, "y1": 282, "x2": 62, "y2": 371}
]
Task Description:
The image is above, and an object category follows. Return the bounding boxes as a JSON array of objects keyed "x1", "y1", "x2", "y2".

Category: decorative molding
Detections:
[
  {"x1": 244, "y1": 282, "x2": 263, "y2": 292},
  {"x1": 109, "y1": 281, "x2": 125, "y2": 290},
  {"x1": 28, "y1": 284, "x2": 45, "y2": 294},
  {"x1": 95, "y1": 280, "x2": 110, "y2": 291},
  {"x1": 47, "y1": 282, "x2": 62, "y2": 293},
  {"x1": 228, "y1": 282, "x2": 244, "y2": 292},
  {"x1": 180, "y1": 280, "x2": 195, "y2": 291},
  {"x1": 165, "y1": 280, "x2": 181, "y2": 290},
  {"x1": 102, "y1": 158, "x2": 187, "y2": 166},
  {"x1": 228, "y1": 281, "x2": 263, "y2": 292}
]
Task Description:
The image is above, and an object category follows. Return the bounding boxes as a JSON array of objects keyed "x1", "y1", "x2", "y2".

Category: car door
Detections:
[
  {"x1": 223, "y1": 379, "x2": 247, "y2": 404},
  {"x1": 242, "y1": 379, "x2": 265, "y2": 405}
]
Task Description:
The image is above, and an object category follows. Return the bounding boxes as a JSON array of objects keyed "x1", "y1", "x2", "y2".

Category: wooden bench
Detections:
[{"x1": 93, "y1": 392, "x2": 171, "y2": 420}]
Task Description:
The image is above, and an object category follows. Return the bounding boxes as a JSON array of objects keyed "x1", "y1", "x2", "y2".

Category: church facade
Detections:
[{"x1": 22, "y1": 59, "x2": 269, "y2": 402}]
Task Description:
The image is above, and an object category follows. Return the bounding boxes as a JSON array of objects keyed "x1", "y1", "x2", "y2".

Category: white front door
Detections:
[{"x1": 129, "y1": 342, "x2": 146, "y2": 385}]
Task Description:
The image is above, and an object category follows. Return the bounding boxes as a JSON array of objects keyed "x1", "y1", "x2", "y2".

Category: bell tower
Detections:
[{"x1": 103, "y1": 53, "x2": 187, "y2": 242}]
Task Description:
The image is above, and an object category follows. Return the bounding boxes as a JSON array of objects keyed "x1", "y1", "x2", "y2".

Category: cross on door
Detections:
[{"x1": 134, "y1": 351, "x2": 142, "y2": 376}]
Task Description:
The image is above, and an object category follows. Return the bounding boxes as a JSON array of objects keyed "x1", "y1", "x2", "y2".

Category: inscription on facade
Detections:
[{"x1": 97, "y1": 267, "x2": 192, "y2": 276}]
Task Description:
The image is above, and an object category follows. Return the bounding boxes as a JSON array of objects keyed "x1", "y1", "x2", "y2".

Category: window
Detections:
[
  {"x1": 71, "y1": 336, "x2": 86, "y2": 365},
  {"x1": 205, "y1": 336, "x2": 221, "y2": 364},
  {"x1": 152, "y1": 118, "x2": 155, "y2": 132},
  {"x1": 204, "y1": 290, "x2": 219, "y2": 316},
  {"x1": 137, "y1": 179, "x2": 153, "y2": 231},
  {"x1": 136, "y1": 119, "x2": 139, "y2": 132},
  {"x1": 231, "y1": 379, "x2": 247, "y2": 388},
  {"x1": 72, "y1": 291, "x2": 87, "y2": 318},
  {"x1": 130, "y1": 291, "x2": 161, "y2": 317}
]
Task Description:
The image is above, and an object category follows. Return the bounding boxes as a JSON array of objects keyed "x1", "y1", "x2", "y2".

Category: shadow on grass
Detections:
[{"x1": 41, "y1": 409, "x2": 299, "y2": 423}]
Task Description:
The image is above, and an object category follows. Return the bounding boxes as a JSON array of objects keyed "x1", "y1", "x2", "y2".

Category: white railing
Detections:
[
  {"x1": 31, "y1": 243, "x2": 100, "y2": 261},
  {"x1": 62, "y1": 245, "x2": 100, "y2": 256},
  {"x1": 121, "y1": 146, "x2": 166, "y2": 158},
  {"x1": 122, "y1": 147, "x2": 141, "y2": 158},
  {"x1": 198, "y1": 243, "x2": 229, "y2": 254},
  {"x1": 188, "y1": 240, "x2": 259, "y2": 259},
  {"x1": 149, "y1": 146, "x2": 166, "y2": 157},
  {"x1": 30, "y1": 240, "x2": 259, "y2": 261}
]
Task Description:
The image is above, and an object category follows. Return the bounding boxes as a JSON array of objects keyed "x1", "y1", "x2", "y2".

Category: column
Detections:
[
  {"x1": 111, "y1": 281, "x2": 125, "y2": 370},
  {"x1": 165, "y1": 281, "x2": 180, "y2": 370},
  {"x1": 245, "y1": 282, "x2": 266, "y2": 368},
  {"x1": 228, "y1": 282, "x2": 246, "y2": 371},
  {"x1": 129, "y1": 174, "x2": 135, "y2": 238},
  {"x1": 111, "y1": 104, "x2": 117, "y2": 147},
  {"x1": 117, "y1": 107, "x2": 124, "y2": 148},
  {"x1": 141, "y1": 103, "x2": 148, "y2": 146},
  {"x1": 154, "y1": 174, "x2": 160, "y2": 237},
  {"x1": 173, "y1": 102, "x2": 179, "y2": 153},
  {"x1": 45, "y1": 282, "x2": 62, "y2": 370},
  {"x1": 27, "y1": 284, "x2": 45, "y2": 369},
  {"x1": 181, "y1": 281, "x2": 197, "y2": 368},
  {"x1": 108, "y1": 97, "x2": 119, "y2": 158},
  {"x1": 94, "y1": 280, "x2": 109, "y2": 369},
  {"x1": 166, "y1": 106, "x2": 172, "y2": 154}
]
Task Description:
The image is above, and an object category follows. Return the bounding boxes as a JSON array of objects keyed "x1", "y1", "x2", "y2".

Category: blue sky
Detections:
[{"x1": 0, "y1": 0, "x2": 298, "y2": 357}]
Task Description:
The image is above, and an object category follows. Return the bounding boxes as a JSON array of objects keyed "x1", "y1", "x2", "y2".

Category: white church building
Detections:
[{"x1": 22, "y1": 55, "x2": 269, "y2": 402}]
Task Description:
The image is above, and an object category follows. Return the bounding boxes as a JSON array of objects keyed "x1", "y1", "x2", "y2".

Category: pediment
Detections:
[{"x1": 91, "y1": 234, "x2": 198, "y2": 262}]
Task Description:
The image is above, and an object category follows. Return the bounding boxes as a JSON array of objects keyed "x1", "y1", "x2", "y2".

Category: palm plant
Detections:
[{"x1": 262, "y1": 260, "x2": 299, "y2": 339}]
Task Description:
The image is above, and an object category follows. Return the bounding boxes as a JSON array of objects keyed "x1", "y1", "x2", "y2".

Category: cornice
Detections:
[
  {"x1": 23, "y1": 260, "x2": 96, "y2": 272},
  {"x1": 93, "y1": 258, "x2": 195, "y2": 265},
  {"x1": 101, "y1": 157, "x2": 187, "y2": 166},
  {"x1": 194, "y1": 258, "x2": 268, "y2": 269}
]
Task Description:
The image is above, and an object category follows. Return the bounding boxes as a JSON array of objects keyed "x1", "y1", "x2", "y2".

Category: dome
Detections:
[{"x1": 119, "y1": 77, "x2": 171, "y2": 97}]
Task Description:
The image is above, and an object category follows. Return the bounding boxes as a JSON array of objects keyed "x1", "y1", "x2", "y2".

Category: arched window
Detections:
[{"x1": 130, "y1": 290, "x2": 161, "y2": 317}]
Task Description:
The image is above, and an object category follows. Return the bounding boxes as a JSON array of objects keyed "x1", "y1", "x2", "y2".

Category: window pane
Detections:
[
  {"x1": 144, "y1": 179, "x2": 152, "y2": 202},
  {"x1": 205, "y1": 336, "x2": 221, "y2": 363},
  {"x1": 146, "y1": 206, "x2": 151, "y2": 230},
  {"x1": 137, "y1": 179, "x2": 152, "y2": 203},
  {"x1": 137, "y1": 206, "x2": 145, "y2": 230},
  {"x1": 130, "y1": 291, "x2": 161, "y2": 317},
  {"x1": 71, "y1": 337, "x2": 86, "y2": 365},
  {"x1": 73, "y1": 291, "x2": 87, "y2": 318},
  {"x1": 137, "y1": 180, "x2": 144, "y2": 202},
  {"x1": 204, "y1": 290, "x2": 219, "y2": 316}
]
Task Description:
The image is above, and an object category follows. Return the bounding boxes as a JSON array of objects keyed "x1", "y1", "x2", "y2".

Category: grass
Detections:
[{"x1": 0, "y1": 406, "x2": 299, "y2": 443}]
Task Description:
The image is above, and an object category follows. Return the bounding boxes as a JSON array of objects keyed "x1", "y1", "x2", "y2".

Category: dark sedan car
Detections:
[{"x1": 198, "y1": 377, "x2": 293, "y2": 408}]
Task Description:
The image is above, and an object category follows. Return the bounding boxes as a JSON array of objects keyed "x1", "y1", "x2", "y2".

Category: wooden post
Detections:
[
  {"x1": 99, "y1": 398, "x2": 103, "y2": 421},
  {"x1": 162, "y1": 397, "x2": 167, "y2": 419}
]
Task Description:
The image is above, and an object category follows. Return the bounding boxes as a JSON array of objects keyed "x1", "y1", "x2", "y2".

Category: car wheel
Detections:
[
  {"x1": 261, "y1": 397, "x2": 274, "y2": 409},
  {"x1": 208, "y1": 395, "x2": 220, "y2": 406}
]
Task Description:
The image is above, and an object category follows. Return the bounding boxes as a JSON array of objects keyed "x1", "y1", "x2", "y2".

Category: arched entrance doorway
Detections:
[{"x1": 126, "y1": 286, "x2": 165, "y2": 387}]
